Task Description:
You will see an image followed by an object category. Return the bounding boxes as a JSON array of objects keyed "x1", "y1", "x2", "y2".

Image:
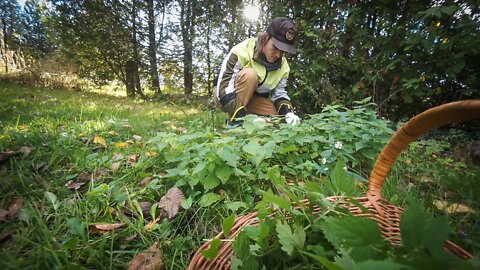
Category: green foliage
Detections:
[
  {"x1": 1, "y1": 84, "x2": 478, "y2": 269},
  {"x1": 276, "y1": 220, "x2": 306, "y2": 256},
  {"x1": 225, "y1": 181, "x2": 478, "y2": 269},
  {"x1": 281, "y1": 0, "x2": 480, "y2": 118}
]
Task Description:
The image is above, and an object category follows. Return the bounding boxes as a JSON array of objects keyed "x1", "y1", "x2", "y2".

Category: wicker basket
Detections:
[{"x1": 188, "y1": 100, "x2": 480, "y2": 270}]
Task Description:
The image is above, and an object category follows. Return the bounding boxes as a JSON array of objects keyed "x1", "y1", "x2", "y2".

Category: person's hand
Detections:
[
  {"x1": 252, "y1": 116, "x2": 271, "y2": 124},
  {"x1": 285, "y1": 112, "x2": 300, "y2": 125}
]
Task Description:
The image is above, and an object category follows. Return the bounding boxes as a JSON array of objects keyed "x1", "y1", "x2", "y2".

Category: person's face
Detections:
[{"x1": 263, "y1": 38, "x2": 284, "y2": 63}]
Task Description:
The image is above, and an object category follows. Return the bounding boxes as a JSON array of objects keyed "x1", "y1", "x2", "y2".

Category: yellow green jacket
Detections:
[{"x1": 215, "y1": 38, "x2": 292, "y2": 108}]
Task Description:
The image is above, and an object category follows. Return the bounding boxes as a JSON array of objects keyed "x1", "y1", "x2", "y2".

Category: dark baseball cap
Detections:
[{"x1": 266, "y1": 17, "x2": 297, "y2": 54}]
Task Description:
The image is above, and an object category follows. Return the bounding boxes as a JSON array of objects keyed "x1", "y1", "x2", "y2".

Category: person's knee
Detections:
[{"x1": 238, "y1": 68, "x2": 258, "y2": 82}]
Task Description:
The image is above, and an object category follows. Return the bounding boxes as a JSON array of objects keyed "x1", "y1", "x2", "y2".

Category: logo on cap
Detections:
[{"x1": 286, "y1": 29, "x2": 295, "y2": 41}]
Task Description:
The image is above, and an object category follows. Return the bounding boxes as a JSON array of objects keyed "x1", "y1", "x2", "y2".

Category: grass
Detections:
[
  {"x1": 0, "y1": 81, "x2": 227, "y2": 269},
  {"x1": 0, "y1": 81, "x2": 479, "y2": 269}
]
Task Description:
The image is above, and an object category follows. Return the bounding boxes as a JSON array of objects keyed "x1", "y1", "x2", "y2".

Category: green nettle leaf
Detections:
[
  {"x1": 230, "y1": 256, "x2": 243, "y2": 270},
  {"x1": 222, "y1": 214, "x2": 235, "y2": 237},
  {"x1": 45, "y1": 191, "x2": 59, "y2": 211},
  {"x1": 198, "y1": 193, "x2": 221, "y2": 207},
  {"x1": 320, "y1": 216, "x2": 385, "y2": 261},
  {"x1": 192, "y1": 161, "x2": 207, "y2": 175},
  {"x1": 243, "y1": 140, "x2": 260, "y2": 155},
  {"x1": 276, "y1": 221, "x2": 306, "y2": 256},
  {"x1": 243, "y1": 225, "x2": 259, "y2": 240},
  {"x1": 262, "y1": 189, "x2": 291, "y2": 209},
  {"x1": 400, "y1": 197, "x2": 450, "y2": 256},
  {"x1": 180, "y1": 197, "x2": 193, "y2": 210},
  {"x1": 203, "y1": 172, "x2": 221, "y2": 190},
  {"x1": 321, "y1": 149, "x2": 332, "y2": 158},
  {"x1": 243, "y1": 140, "x2": 275, "y2": 166},
  {"x1": 217, "y1": 146, "x2": 240, "y2": 167},
  {"x1": 225, "y1": 201, "x2": 248, "y2": 212},
  {"x1": 305, "y1": 181, "x2": 324, "y2": 195},
  {"x1": 329, "y1": 160, "x2": 355, "y2": 195},
  {"x1": 215, "y1": 164, "x2": 231, "y2": 184},
  {"x1": 66, "y1": 217, "x2": 86, "y2": 237},
  {"x1": 278, "y1": 144, "x2": 297, "y2": 154},
  {"x1": 267, "y1": 165, "x2": 283, "y2": 185},
  {"x1": 232, "y1": 232, "x2": 260, "y2": 269},
  {"x1": 201, "y1": 238, "x2": 222, "y2": 261}
]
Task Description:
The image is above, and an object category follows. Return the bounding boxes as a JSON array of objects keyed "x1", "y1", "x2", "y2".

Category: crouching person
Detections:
[{"x1": 215, "y1": 17, "x2": 301, "y2": 127}]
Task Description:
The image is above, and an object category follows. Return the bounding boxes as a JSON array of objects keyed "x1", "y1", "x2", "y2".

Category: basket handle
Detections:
[{"x1": 367, "y1": 100, "x2": 480, "y2": 198}]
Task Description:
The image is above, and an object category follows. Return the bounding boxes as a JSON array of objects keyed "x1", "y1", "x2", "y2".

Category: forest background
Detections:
[{"x1": 1, "y1": 0, "x2": 479, "y2": 119}]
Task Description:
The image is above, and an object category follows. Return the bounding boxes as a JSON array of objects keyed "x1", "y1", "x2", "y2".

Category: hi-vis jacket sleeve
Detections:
[
  {"x1": 215, "y1": 52, "x2": 242, "y2": 100},
  {"x1": 271, "y1": 74, "x2": 293, "y2": 114}
]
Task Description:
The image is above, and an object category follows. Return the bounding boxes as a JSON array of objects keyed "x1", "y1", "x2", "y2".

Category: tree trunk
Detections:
[
  {"x1": 125, "y1": 59, "x2": 136, "y2": 98},
  {"x1": 130, "y1": 0, "x2": 146, "y2": 99},
  {"x1": 146, "y1": 0, "x2": 161, "y2": 94},
  {"x1": 2, "y1": 18, "x2": 8, "y2": 73},
  {"x1": 206, "y1": 11, "x2": 212, "y2": 96},
  {"x1": 180, "y1": 0, "x2": 195, "y2": 95}
]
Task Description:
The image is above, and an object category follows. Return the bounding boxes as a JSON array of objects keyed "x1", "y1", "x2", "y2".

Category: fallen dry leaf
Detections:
[
  {"x1": 113, "y1": 153, "x2": 124, "y2": 161},
  {"x1": 0, "y1": 150, "x2": 15, "y2": 164},
  {"x1": 433, "y1": 200, "x2": 476, "y2": 215},
  {"x1": 133, "y1": 135, "x2": 142, "y2": 142},
  {"x1": 65, "y1": 180, "x2": 85, "y2": 190},
  {"x1": 158, "y1": 187, "x2": 185, "y2": 218},
  {"x1": 123, "y1": 201, "x2": 152, "y2": 218},
  {"x1": 0, "y1": 209, "x2": 8, "y2": 221},
  {"x1": 18, "y1": 146, "x2": 35, "y2": 157},
  {"x1": 122, "y1": 120, "x2": 133, "y2": 129},
  {"x1": 139, "y1": 177, "x2": 152, "y2": 186},
  {"x1": 77, "y1": 171, "x2": 104, "y2": 182},
  {"x1": 7, "y1": 198, "x2": 23, "y2": 219},
  {"x1": 108, "y1": 130, "x2": 120, "y2": 136},
  {"x1": 420, "y1": 176, "x2": 434, "y2": 185},
  {"x1": 127, "y1": 154, "x2": 138, "y2": 164},
  {"x1": 93, "y1": 136, "x2": 108, "y2": 148},
  {"x1": 32, "y1": 162, "x2": 46, "y2": 172},
  {"x1": 128, "y1": 242, "x2": 164, "y2": 270},
  {"x1": 125, "y1": 233, "x2": 138, "y2": 242},
  {"x1": 90, "y1": 223, "x2": 126, "y2": 234},
  {"x1": 110, "y1": 161, "x2": 122, "y2": 172}
]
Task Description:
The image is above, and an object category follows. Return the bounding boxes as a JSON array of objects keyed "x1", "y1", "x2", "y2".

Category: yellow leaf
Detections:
[
  {"x1": 433, "y1": 200, "x2": 476, "y2": 215},
  {"x1": 17, "y1": 125, "x2": 29, "y2": 131},
  {"x1": 145, "y1": 151, "x2": 158, "y2": 157},
  {"x1": 108, "y1": 131, "x2": 119, "y2": 136},
  {"x1": 115, "y1": 142, "x2": 130, "y2": 148},
  {"x1": 436, "y1": 21, "x2": 441, "y2": 27},
  {"x1": 145, "y1": 216, "x2": 161, "y2": 231},
  {"x1": 93, "y1": 136, "x2": 108, "y2": 148}
]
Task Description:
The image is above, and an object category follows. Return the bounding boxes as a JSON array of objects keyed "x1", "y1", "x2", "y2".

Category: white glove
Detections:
[
  {"x1": 252, "y1": 116, "x2": 271, "y2": 124},
  {"x1": 285, "y1": 112, "x2": 300, "y2": 125}
]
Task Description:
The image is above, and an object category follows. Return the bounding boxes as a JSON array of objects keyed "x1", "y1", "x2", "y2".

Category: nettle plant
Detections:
[
  {"x1": 206, "y1": 162, "x2": 478, "y2": 270},
  {"x1": 147, "y1": 99, "x2": 392, "y2": 210}
]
